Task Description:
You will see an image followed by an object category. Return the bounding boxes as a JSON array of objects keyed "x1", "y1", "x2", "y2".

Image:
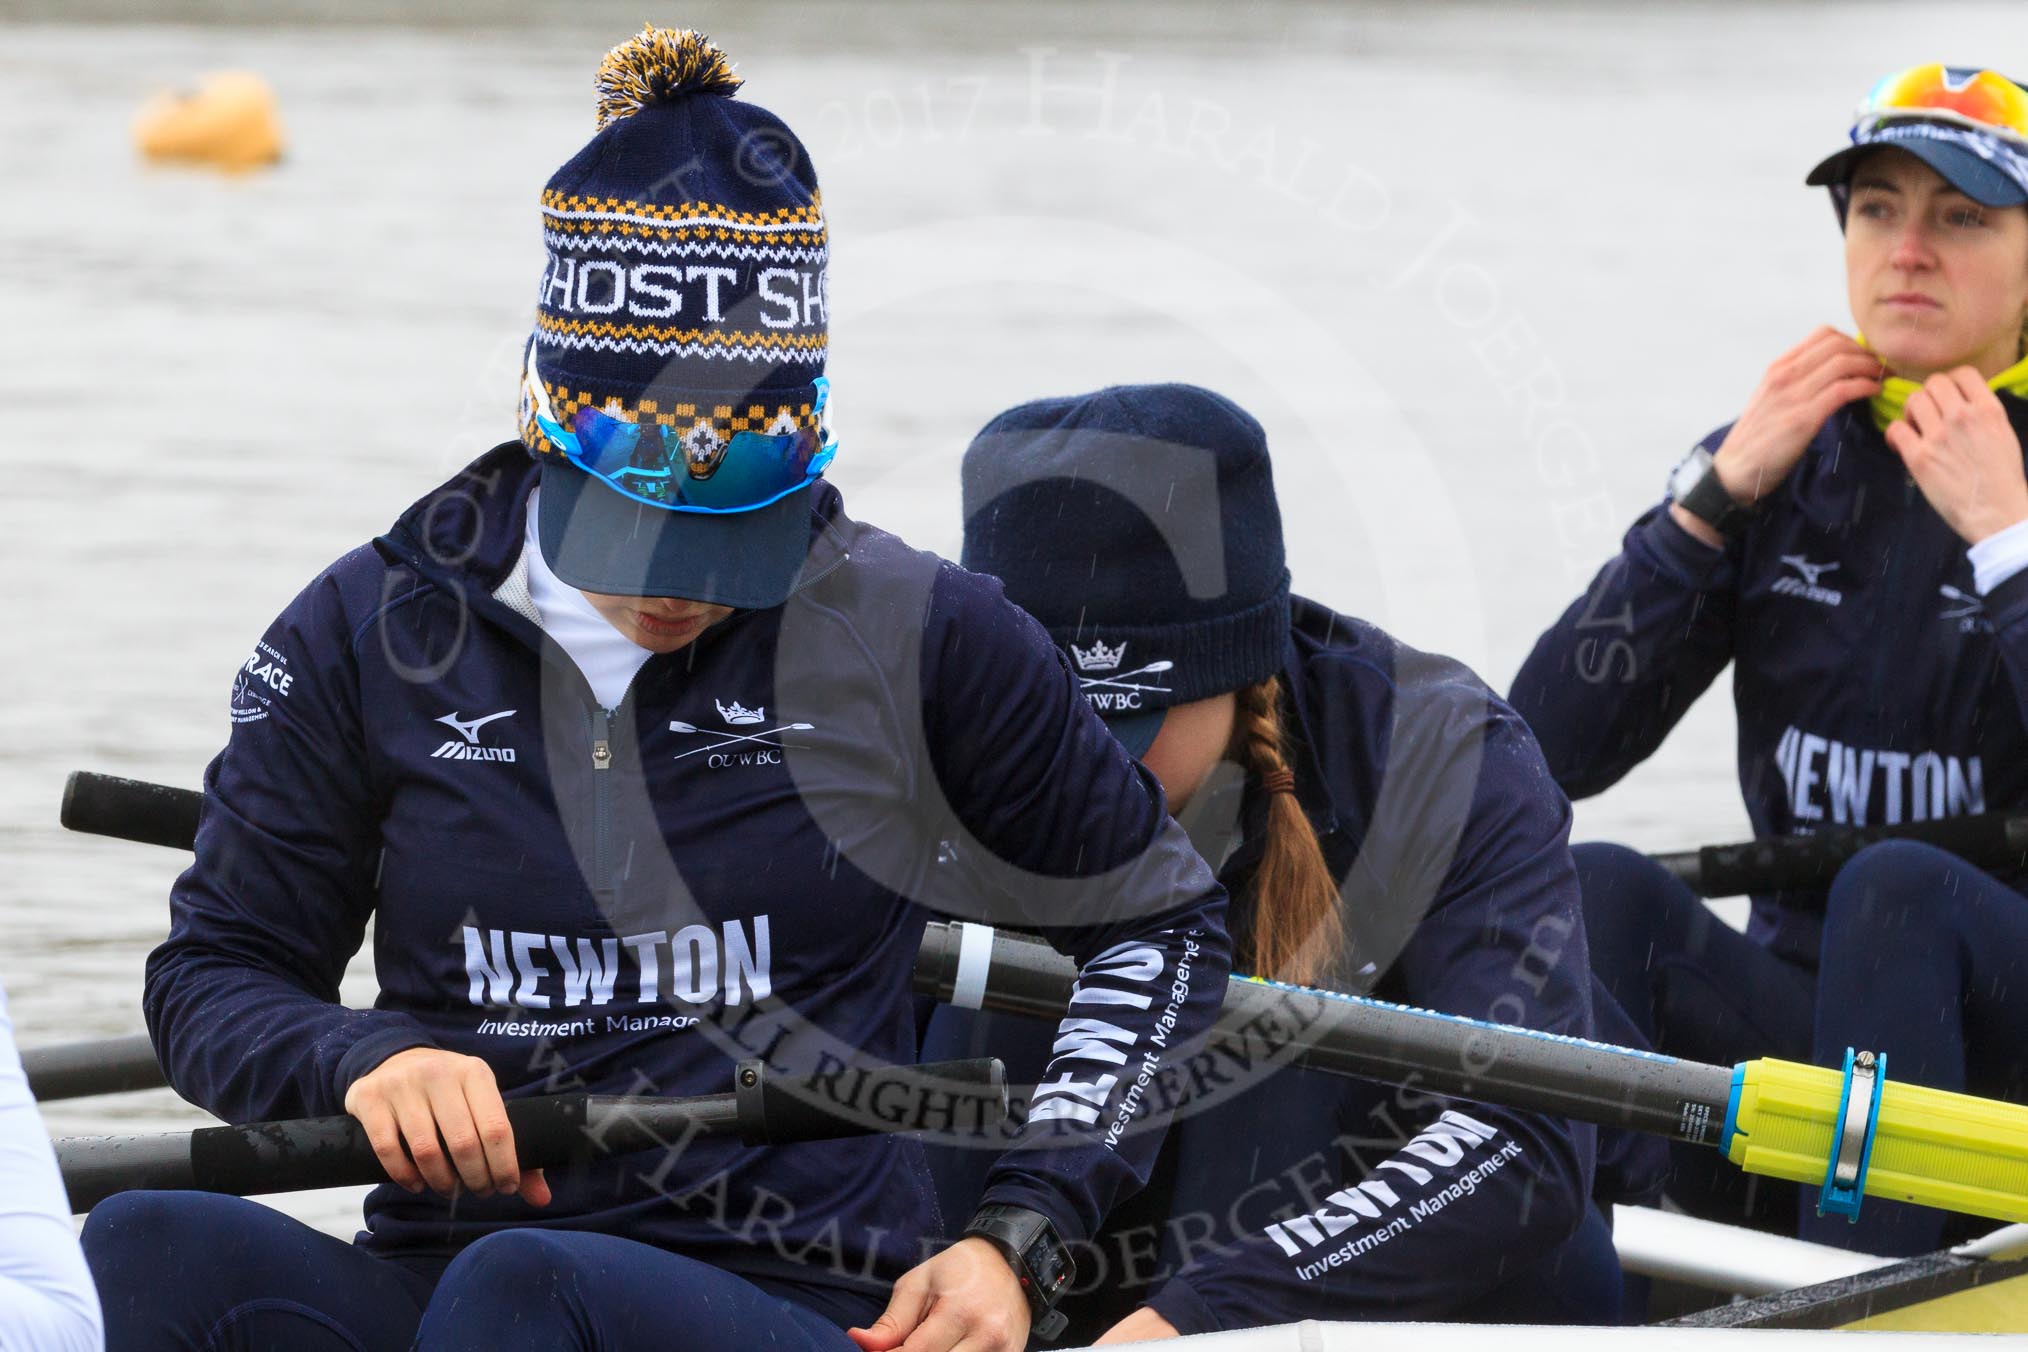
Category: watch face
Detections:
[
  {"x1": 1023, "y1": 1236, "x2": 1072, "y2": 1295},
  {"x1": 1669, "y1": 447, "x2": 1713, "y2": 502}
]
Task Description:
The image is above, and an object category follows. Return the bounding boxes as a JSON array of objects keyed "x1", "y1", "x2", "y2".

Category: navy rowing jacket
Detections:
[
  {"x1": 1510, "y1": 398, "x2": 2028, "y2": 965},
  {"x1": 1109, "y1": 600, "x2": 1611, "y2": 1333},
  {"x1": 147, "y1": 445, "x2": 1230, "y2": 1303}
]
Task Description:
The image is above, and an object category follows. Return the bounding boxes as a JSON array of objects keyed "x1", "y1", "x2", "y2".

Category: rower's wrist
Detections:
[
  {"x1": 1967, "y1": 514, "x2": 2028, "y2": 594},
  {"x1": 1708, "y1": 451, "x2": 1771, "y2": 507},
  {"x1": 1962, "y1": 504, "x2": 2028, "y2": 549},
  {"x1": 962, "y1": 1204, "x2": 1074, "y2": 1338},
  {"x1": 1665, "y1": 446, "x2": 1753, "y2": 547},
  {"x1": 1668, "y1": 501, "x2": 1726, "y2": 550}
]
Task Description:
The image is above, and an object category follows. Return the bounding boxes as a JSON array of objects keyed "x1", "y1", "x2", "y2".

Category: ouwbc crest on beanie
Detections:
[
  {"x1": 961, "y1": 385, "x2": 1291, "y2": 752},
  {"x1": 521, "y1": 28, "x2": 834, "y2": 607}
]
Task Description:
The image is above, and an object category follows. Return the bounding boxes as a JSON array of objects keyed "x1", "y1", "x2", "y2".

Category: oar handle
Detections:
[
  {"x1": 61, "y1": 771, "x2": 202, "y2": 852},
  {"x1": 916, "y1": 921, "x2": 1737, "y2": 1143},
  {"x1": 57, "y1": 1057, "x2": 1007, "y2": 1213},
  {"x1": 1653, "y1": 812, "x2": 2028, "y2": 899},
  {"x1": 23, "y1": 1034, "x2": 165, "y2": 1101},
  {"x1": 58, "y1": 1094, "x2": 583, "y2": 1212}
]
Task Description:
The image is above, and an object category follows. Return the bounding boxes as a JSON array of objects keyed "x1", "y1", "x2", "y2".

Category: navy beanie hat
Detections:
[
  {"x1": 524, "y1": 27, "x2": 826, "y2": 427},
  {"x1": 961, "y1": 384, "x2": 1291, "y2": 737},
  {"x1": 519, "y1": 28, "x2": 833, "y2": 606}
]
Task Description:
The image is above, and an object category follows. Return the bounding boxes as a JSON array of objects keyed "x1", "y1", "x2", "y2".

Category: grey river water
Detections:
[{"x1": 4, "y1": 1, "x2": 2022, "y2": 1234}]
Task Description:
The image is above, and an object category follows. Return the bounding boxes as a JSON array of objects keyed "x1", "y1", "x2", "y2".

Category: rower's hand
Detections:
[
  {"x1": 846, "y1": 1237, "x2": 1028, "y2": 1352},
  {"x1": 1886, "y1": 367, "x2": 2028, "y2": 545},
  {"x1": 342, "y1": 1047, "x2": 551, "y2": 1205},
  {"x1": 1675, "y1": 328, "x2": 1885, "y2": 546},
  {"x1": 1093, "y1": 1306, "x2": 1180, "y2": 1343}
]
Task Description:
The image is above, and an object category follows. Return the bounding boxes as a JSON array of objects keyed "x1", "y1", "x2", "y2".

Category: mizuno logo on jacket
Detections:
[{"x1": 431, "y1": 709, "x2": 518, "y2": 761}]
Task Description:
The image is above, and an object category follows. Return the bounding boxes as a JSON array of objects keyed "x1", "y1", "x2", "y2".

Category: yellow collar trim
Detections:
[{"x1": 1869, "y1": 347, "x2": 2028, "y2": 432}]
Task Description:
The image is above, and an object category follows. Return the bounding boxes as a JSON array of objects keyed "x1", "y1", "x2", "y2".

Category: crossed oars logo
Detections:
[
  {"x1": 667, "y1": 719, "x2": 815, "y2": 760},
  {"x1": 1076, "y1": 659, "x2": 1175, "y2": 694},
  {"x1": 1940, "y1": 583, "x2": 1986, "y2": 621}
]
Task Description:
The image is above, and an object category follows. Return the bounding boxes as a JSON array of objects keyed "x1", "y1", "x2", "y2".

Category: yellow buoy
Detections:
[{"x1": 134, "y1": 71, "x2": 285, "y2": 171}]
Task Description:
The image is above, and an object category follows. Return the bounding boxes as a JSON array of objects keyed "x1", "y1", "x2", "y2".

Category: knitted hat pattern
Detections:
[{"x1": 520, "y1": 28, "x2": 829, "y2": 466}]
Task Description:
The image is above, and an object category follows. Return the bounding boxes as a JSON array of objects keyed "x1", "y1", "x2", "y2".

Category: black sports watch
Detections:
[
  {"x1": 963, "y1": 1204, "x2": 1074, "y2": 1341},
  {"x1": 1667, "y1": 445, "x2": 1755, "y2": 540}
]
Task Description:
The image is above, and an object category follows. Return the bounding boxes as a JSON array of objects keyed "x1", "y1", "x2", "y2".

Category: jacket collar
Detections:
[{"x1": 1868, "y1": 351, "x2": 2028, "y2": 433}]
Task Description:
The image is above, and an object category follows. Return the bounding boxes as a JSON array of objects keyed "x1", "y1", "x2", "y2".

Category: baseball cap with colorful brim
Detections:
[
  {"x1": 525, "y1": 344, "x2": 838, "y2": 607},
  {"x1": 1807, "y1": 64, "x2": 2028, "y2": 208}
]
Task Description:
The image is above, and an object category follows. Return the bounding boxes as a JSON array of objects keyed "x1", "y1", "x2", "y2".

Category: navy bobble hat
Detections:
[
  {"x1": 961, "y1": 384, "x2": 1292, "y2": 756},
  {"x1": 521, "y1": 28, "x2": 832, "y2": 607}
]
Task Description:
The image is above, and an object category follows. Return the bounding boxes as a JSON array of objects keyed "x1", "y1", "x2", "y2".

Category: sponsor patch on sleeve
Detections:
[{"x1": 231, "y1": 640, "x2": 294, "y2": 724}]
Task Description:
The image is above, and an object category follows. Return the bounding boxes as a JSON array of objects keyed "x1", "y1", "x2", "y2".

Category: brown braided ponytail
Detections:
[{"x1": 1229, "y1": 677, "x2": 1344, "y2": 986}]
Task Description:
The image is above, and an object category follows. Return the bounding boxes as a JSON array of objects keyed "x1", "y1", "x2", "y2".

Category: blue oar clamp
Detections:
[{"x1": 1817, "y1": 1047, "x2": 1887, "y2": 1221}]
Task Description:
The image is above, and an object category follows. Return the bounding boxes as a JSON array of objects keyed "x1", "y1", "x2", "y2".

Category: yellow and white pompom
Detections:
[{"x1": 594, "y1": 26, "x2": 742, "y2": 128}]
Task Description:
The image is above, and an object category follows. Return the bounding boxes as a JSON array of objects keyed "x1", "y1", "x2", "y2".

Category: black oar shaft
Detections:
[
  {"x1": 70, "y1": 768, "x2": 2028, "y2": 903},
  {"x1": 916, "y1": 922, "x2": 1736, "y2": 1145},
  {"x1": 58, "y1": 1057, "x2": 1005, "y2": 1212},
  {"x1": 46, "y1": 769, "x2": 1752, "y2": 1132},
  {"x1": 1654, "y1": 813, "x2": 2028, "y2": 898},
  {"x1": 61, "y1": 772, "x2": 202, "y2": 852},
  {"x1": 66, "y1": 768, "x2": 2028, "y2": 904},
  {"x1": 23, "y1": 1034, "x2": 166, "y2": 1101}
]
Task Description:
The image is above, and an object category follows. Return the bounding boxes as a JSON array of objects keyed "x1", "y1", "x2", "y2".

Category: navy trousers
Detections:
[
  {"x1": 1579, "y1": 838, "x2": 2028, "y2": 1255},
  {"x1": 1573, "y1": 842, "x2": 1816, "y2": 1233},
  {"x1": 82, "y1": 1190, "x2": 873, "y2": 1351},
  {"x1": 1801, "y1": 840, "x2": 2028, "y2": 1256}
]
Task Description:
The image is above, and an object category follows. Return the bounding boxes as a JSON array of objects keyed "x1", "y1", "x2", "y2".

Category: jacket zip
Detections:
[
  {"x1": 1860, "y1": 468, "x2": 1924, "y2": 751},
  {"x1": 591, "y1": 705, "x2": 614, "y2": 894}
]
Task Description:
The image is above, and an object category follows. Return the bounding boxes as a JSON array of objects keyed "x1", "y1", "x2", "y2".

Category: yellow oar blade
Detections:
[{"x1": 1726, "y1": 1057, "x2": 2028, "y2": 1225}]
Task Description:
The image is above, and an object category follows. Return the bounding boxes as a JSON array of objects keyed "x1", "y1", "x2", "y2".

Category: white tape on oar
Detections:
[{"x1": 952, "y1": 922, "x2": 995, "y2": 1010}]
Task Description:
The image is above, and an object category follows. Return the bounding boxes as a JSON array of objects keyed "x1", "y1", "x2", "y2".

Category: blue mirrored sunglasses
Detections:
[{"x1": 526, "y1": 353, "x2": 835, "y2": 515}]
